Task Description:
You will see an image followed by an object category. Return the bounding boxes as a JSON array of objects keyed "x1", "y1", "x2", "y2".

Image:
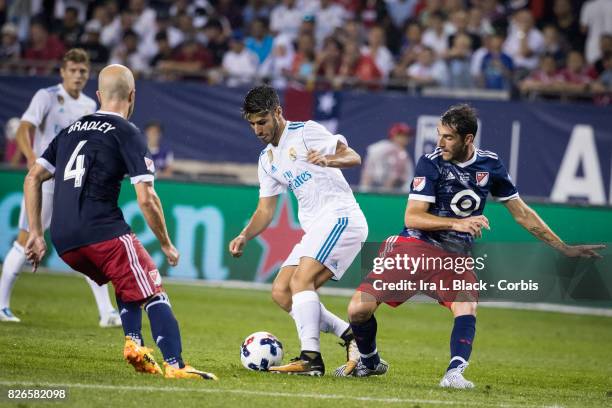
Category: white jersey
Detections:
[
  {"x1": 258, "y1": 120, "x2": 360, "y2": 232},
  {"x1": 21, "y1": 83, "x2": 97, "y2": 192}
]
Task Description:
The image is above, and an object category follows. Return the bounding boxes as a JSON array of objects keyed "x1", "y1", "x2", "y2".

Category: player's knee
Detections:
[
  {"x1": 271, "y1": 283, "x2": 292, "y2": 312},
  {"x1": 451, "y1": 301, "x2": 477, "y2": 317},
  {"x1": 348, "y1": 295, "x2": 374, "y2": 324}
]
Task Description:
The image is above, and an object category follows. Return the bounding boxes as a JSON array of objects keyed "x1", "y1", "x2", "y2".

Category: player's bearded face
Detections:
[
  {"x1": 437, "y1": 124, "x2": 470, "y2": 161},
  {"x1": 249, "y1": 112, "x2": 280, "y2": 145}
]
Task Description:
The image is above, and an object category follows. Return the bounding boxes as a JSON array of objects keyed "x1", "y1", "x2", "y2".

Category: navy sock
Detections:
[
  {"x1": 350, "y1": 315, "x2": 380, "y2": 369},
  {"x1": 145, "y1": 293, "x2": 184, "y2": 368},
  {"x1": 116, "y1": 296, "x2": 143, "y2": 346},
  {"x1": 447, "y1": 315, "x2": 476, "y2": 371}
]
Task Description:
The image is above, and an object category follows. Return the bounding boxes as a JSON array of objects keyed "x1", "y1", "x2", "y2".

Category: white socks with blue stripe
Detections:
[
  {"x1": 291, "y1": 290, "x2": 321, "y2": 352},
  {"x1": 0, "y1": 242, "x2": 25, "y2": 309},
  {"x1": 319, "y1": 302, "x2": 350, "y2": 337}
]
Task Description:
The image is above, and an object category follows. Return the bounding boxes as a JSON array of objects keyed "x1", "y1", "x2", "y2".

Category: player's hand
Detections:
[
  {"x1": 229, "y1": 235, "x2": 247, "y2": 258},
  {"x1": 162, "y1": 244, "x2": 179, "y2": 266},
  {"x1": 452, "y1": 215, "x2": 490, "y2": 238},
  {"x1": 560, "y1": 244, "x2": 606, "y2": 259},
  {"x1": 307, "y1": 149, "x2": 328, "y2": 167},
  {"x1": 24, "y1": 234, "x2": 46, "y2": 272}
]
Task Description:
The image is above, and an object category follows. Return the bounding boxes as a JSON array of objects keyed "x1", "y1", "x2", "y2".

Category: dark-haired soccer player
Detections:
[
  {"x1": 23, "y1": 64, "x2": 216, "y2": 380},
  {"x1": 0, "y1": 48, "x2": 121, "y2": 327},
  {"x1": 229, "y1": 85, "x2": 368, "y2": 376},
  {"x1": 338, "y1": 104, "x2": 604, "y2": 386}
]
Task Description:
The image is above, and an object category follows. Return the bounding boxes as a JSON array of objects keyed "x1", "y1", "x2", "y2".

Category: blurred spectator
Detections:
[
  {"x1": 290, "y1": 32, "x2": 316, "y2": 82},
  {"x1": 416, "y1": 0, "x2": 443, "y2": 27},
  {"x1": 175, "y1": 13, "x2": 196, "y2": 44},
  {"x1": 24, "y1": 20, "x2": 66, "y2": 72},
  {"x1": 446, "y1": 33, "x2": 473, "y2": 88},
  {"x1": 467, "y1": 7, "x2": 493, "y2": 37},
  {"x1": 56, "y1": 6, "x2": 83, "y2": 49},
  {"x1": 243, "y1": 0, "x2": 273, "y2": 27},
  {"x1": 503, "y1": 9, "x2": 544, "y2": 73},
  {"x1": 347, "y1": 39, "x2": 385, "y2": 87},
  {"x1": 519, "y1": 54, "x2": 559, "y2": 94},
  {"x1": 3, "y1": 117, "x2": 24, "y2": 167},
  {"x1": 361, "y1": 25, "x2": 394, "y2": 79},
  {"x1": 270, "y1": 0, "x2": 304, "y2": 41},
  {"x1": 259, "y1": 34, "x2": 295, "y2": 88},
  {"x1": 447, "y1": 10, "x2": 481, "y2": 52},
  {"x1": 590, "y1": 33, "x2": 612, "y2": 76},
  {"x1": 150, "y1": 31, "x2": 174, "y2": 69},
  {"x1": 442, "y1": 0, "x2": 465, "y2": 16},
  {"x1": 593, "y1": 52, "x2": 612, "y2": 90},
  {"x1": 555, "y1": 50, "x2": 592, "y2": 93},
  {"x1": 78, "y1": 20, "x2": 109, "y2": 64},
  {"x1": 154, "y1": 12, "x2": 183, "y2": 49},
  {"x1": 110, "y1": 29, "x2": 148, "y2": 75},
  {"x1": 145, "y1": 121, "x2": 174, "y2": 178},
  {"x1": 393, "y1": 21, "x2": 424, "y2": 75},
  {"x1": 580, "y1": 0, "x2": 612, "y2": 64},
  {"x1": 338, "y1": 40, "x2": 362, "y2": 85},
  {"x1": 470, "y1": 33, "x2": 491, "y2": 80},
  {"x1": 358, "y1": 0, "x2": 388, "y2": 29},
  {"x1": 385, "y1": 0, "x2": 418, "y2": 30},
  {"x1": 0, "y1": 0, "x2": 6, "y2": 28},
  {"x1": 159, "y1": 39, "x2": 213, "y2": 79},
  {"x1": 314, "y1": 37, "x2": 344, "y2": 88},
  {"x1": 314, "y1": 0, "x2": 347, "y2": 45},
  {"x1": 480, "y1": 33, "x2": 514, "y2": 90},
  {"x1": 407, "y1": 46, "x2": 448, "y2": 86},
  {"x1": 203, "y1": 18, "x2": 229, "y2": 67},
  {"x1": 542, "y1": 0, "x2": 584, "y2": 53},
  {"x1": 222, "y1": 32, "x2": 259, "y2": 87},
  {"x1": 100, "y1": 2, "x2": 126, "y2": 49},
  {"x1": 216, "y1": 0, "x2": 244, "y2": 31},
  {"x1": 0, "y1": 23, "x2": 21, "y2": 62},
  {"x1": 245, "y1": 17, "x2": 274, "y2": 64},
  {"x1": 360, "y1": 122, "x2": 414, "y2": 191},
  {"x1": 422, "y1": 11, "x2": 448, "y2": 57},
  {"x1": 541, "y1": 25, "x2": 566, "y2": 65}
]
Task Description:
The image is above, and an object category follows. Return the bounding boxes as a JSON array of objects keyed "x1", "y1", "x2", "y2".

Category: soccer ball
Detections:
[{"x1": 240, "y1": 331, "x2": 284, "y2": 371}]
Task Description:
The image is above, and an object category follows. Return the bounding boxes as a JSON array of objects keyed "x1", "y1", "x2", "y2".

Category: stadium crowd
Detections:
[{"x1": 0, "y1": 0, "x2": 611, "y2": 102}]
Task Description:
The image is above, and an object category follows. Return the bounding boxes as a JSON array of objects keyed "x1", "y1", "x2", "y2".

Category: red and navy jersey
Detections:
[
  {"x1": 402, "y1": 147, "x2": 518, "y2": 254},
  {"x1": 37, "y1": 111, "x2": 155, "y2": 255}
]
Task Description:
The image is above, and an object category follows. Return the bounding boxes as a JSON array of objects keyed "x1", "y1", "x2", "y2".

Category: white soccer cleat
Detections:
[
  {"x1": 439, "y1": 362, "x2": 474, "y2": 389},
  {"x1": 0, "y1": 307, "x2": 20, "y2": 322},
  {"x1": 99, "y1": 310, "x2": 122, "y2": 328}
]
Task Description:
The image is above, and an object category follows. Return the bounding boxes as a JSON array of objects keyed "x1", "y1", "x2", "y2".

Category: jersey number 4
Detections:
[{"x1": 64, "y1": 140, "x2": 87, "y2": 188}]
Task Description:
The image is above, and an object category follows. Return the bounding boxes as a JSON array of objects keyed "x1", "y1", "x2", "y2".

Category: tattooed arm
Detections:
[{"x1": 503, "y1": 197, "x2": 605, "y2": 258}]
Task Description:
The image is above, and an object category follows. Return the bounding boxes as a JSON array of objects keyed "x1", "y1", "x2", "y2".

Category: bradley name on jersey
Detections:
[
  {"x1": 403, "y1": 147, "x2": 518, "y2": 254},
  {"x1": 68, "y1": 119, "x2": 116, "y2": 134}
]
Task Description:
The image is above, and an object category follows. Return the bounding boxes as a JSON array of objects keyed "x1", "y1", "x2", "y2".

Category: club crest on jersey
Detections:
[
  {"x1": 57, "y1": 95, "x2": 64, "y2": 105},
  {"x1": 412, "y1": 177, "x2": 426, "y2": 192},
  {"x1": 267, "y1": 150, "x2": 273, "y2": 163},
  {"x1": 149, "y1": 269, "x2": 162, "y2": 286},
  {"x1": 144, "y1": 157, "x2": 155, "y2": 173},
  {"x1": 476, "y1": 172, "x2": 489, "y2": 187},
  {"x1": 289, "y1": 147, "x2": 297, "y2": 161}
]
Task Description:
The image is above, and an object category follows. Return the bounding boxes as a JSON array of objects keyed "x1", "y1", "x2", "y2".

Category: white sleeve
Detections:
[
  {"x1": 302, "y1": 121, "x2": 342, "y2": 155},
  {"x1": 258, "y1": 155, "x2": 285, "y2": 197},
  {"x1": 580, "y1": 2, "x2": 592, "y2": 27},
  {"x1": 21, "y1": 89, "x2": 52, "y2": 127}
]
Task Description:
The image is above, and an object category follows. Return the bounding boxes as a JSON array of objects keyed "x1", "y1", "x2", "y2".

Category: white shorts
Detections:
[
  {"x1": 18, "y1": 190, "x2": 54, "y2": 232},
  {"x1": 281, "y1": 208, "x2": 368, "y2": 280}
]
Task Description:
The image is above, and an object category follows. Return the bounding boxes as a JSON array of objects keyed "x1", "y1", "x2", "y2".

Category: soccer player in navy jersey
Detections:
[
  {"x1": 22, "y1": 64, "x2": 216, "y2": 380},
  {"x1": 336, "y1": 104, "x2": 604, "y2": 386}
]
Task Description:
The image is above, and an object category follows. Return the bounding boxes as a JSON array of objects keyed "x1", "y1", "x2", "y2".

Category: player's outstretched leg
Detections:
[
  {"x1": 0, "y1": 235, "x2": 28, "y2": 323},
  {"x1": 271, "y1": 266, "x2": 359, "y2": 370},
  {"x1": 269, "y1": 258, "x2": 331, "y2": 376},
  {"x1": 337, "y1": 290, "x2": 389, "y2": 377},
  {"x1": 439, "y1": 301, "x2": 477, "y2": 389},
  {"x1": 143, "y1": 293, "x2": 217, "y2": 380},
  {"x1": 84, "y1": 277, "x2": 121, "y2": 328}
]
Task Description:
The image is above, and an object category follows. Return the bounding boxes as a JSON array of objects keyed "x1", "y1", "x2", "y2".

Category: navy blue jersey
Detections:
[
  {"x1": 402, "y1": 147, "x2": 518, "y2": 254},
  {"x1": 37, "y1": 111, "x2": 155, "y2": 255}
]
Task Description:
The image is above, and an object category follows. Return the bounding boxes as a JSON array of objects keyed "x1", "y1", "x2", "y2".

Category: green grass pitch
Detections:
[{"x1": 0, "y1": 272, "x2": 610, "y2": 407}]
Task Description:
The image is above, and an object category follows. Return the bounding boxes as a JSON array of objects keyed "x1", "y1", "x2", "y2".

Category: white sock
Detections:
[
  {"x1": 0, "y1": 242, "x2": 26, "y2": 309},
  {"x1": 319, "y1": 302, "x2": 350, "y2": 338},
  {"x1": 84, "y1": 277, "x2": 115, "y2": 316},
  {"x1": 291, "y1": 290, "x2": 321, "y2": 353}
]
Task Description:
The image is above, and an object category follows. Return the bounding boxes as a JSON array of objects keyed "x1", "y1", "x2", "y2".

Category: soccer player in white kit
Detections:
[
  {"x1": 0, "y1": 49, "x2": 121, "y2": 327},
  {"x1": 229, "y1": 86, "x2": 368, "y2": 376}
]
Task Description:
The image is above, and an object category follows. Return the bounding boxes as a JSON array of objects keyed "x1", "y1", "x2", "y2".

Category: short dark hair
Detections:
[
  {"x1": 242, "y1": 86, "x2": 280, "y2": 118},
  {"x1": 62, "y1": 48, "x2": 90, "y2": 68},
  {"x1": 440, "y1": 104, "x2": 478, "y2": 138}
]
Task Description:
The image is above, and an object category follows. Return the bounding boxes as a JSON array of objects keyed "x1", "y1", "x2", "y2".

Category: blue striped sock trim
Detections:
[
  {"x1": 319, "y1": 218, "x2": 348, "y2": 263},
  {"x1": 315, "y1": 218, "x2": 343, "y2": 262}
]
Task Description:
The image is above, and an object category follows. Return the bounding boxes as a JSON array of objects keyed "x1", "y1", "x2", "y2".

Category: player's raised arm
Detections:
[
  {"x1": 134, "y1": 182, "x2": 179, "y2": 266},
  {"x1": 229, "y1": 195, "x2": 278, "y2": 258},
  {"x1": 307, "y1": 140, "x2": 361, "y2": 168},
  {"x1": 503, "y1": 197, "x2": 605, "y2": 258},
  {"x1": 23, "y1": 163, "x2": 54, "y2": 270}
]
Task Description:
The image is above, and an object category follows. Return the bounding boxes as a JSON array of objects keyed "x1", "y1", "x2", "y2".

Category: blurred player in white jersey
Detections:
[
  {"x1": 229, "y1": 85, "x2": 368, "y2": 376},
  {"x1": 0, "y1": 49, "x2": 121, "y2": 327}
]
